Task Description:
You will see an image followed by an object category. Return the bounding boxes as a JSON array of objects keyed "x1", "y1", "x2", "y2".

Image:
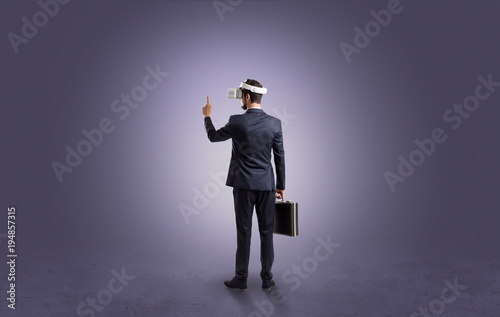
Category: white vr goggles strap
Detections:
[
  {"x1": 227, "y1": 82, "x2": 267, "y2": 99},
  {"x1": 238, "y1": 82, "x2": 268, "y2": 94}
]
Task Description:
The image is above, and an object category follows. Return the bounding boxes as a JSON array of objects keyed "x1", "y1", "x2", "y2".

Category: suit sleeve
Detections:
[
  {"x1": 204, "y1": 117, "x2": 232, "y2": 142},
  {"x1": 273, "y1": 122, "x2": 285, "y2": 190}
]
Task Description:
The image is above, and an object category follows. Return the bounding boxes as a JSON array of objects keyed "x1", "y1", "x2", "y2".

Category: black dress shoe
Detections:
[
  {"x1": 224, "y1": 278, "x2": 247, "y2": 290},
  {"x1": 262, "y1": 279, "x2": 275, "y2": 291}
]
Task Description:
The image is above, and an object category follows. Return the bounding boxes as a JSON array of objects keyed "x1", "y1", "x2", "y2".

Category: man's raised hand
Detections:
[{"x1": 202, "y1": 96, "x2": 212, "y2": 118}]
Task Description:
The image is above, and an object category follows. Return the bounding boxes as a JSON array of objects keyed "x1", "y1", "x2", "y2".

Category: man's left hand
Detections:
[{"x1": 202, "y1": 96, "x2": 212, "y2": 117}]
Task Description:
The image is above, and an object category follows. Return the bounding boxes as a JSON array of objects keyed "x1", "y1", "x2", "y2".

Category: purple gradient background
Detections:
[{"x1": 1, "y1": 0, "x2": 500, "y2": 316}]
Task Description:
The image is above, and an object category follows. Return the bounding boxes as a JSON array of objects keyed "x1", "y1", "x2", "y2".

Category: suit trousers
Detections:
[{"x1": 233, "y1": 188, "x2": 275, "y2": 282}]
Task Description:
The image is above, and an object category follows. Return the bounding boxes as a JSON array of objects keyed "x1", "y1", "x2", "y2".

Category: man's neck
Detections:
[{"x1": 247, "y1": 103, "x2": 261, "y2": 109}]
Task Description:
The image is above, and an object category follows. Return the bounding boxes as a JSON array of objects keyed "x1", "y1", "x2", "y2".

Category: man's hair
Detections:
[{"x1": 241, "y1": 79, "x2": 264, "y2": 104}]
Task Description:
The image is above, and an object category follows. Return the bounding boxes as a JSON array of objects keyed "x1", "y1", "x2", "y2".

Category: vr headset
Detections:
[{"x1": 227, "y1": 82, "x2": 268, "y2": 99}]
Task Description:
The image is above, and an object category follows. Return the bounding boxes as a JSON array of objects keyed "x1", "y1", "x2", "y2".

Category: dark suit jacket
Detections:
[{"x1": 204, "y1": 108, "x2": 285, "y2": 191}]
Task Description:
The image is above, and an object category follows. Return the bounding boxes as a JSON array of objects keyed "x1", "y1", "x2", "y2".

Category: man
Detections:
[{"x1": 202, "y1": 79, "x2": 285, "y2": 291}]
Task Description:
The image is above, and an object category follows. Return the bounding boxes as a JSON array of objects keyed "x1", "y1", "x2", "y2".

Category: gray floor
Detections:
[{"x1": 3, "y1": 238, "x2": 499, "y2": 317}]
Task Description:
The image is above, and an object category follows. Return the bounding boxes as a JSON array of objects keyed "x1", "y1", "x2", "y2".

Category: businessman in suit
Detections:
[{"x1": 202, "y1": 79, "x2": 285, "y2": 291}]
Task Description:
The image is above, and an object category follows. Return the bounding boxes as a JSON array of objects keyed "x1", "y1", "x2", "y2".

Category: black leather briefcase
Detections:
[{"x1": 274, "y1": 200, "x2": 298, "y2": 237}]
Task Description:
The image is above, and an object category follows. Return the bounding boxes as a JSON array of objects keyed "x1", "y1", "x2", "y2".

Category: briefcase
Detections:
[{"x1": 274, "y1": 200, "x2": 298, "y2": 237}]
